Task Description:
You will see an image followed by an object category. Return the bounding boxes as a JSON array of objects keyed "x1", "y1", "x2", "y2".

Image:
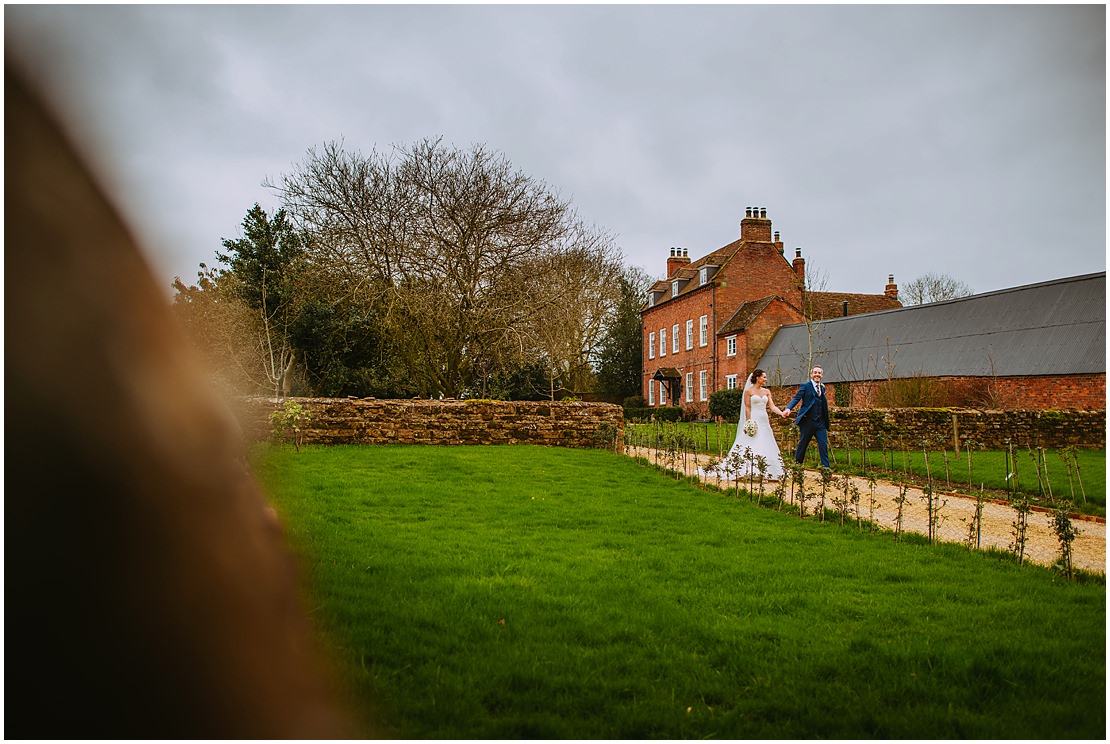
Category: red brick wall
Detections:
[
  {"x1": 642, "y1": 286, "x2": 714, "y2": 406},
  {"x1": 987, "y1": 374, "x2": 1105, "y2": 410},
  {"x1": 714, "y1": 243, "x2": 803, "y2": 313},
  {"x1": 720, "y1": 332, "x2": 746, "y2": 388},
  {"x1": 845, "y1": 374, "x2": 1105, "y2": 411},
  {"x1": 743, "y1": 299, "x2": 805, "y2": 371}
]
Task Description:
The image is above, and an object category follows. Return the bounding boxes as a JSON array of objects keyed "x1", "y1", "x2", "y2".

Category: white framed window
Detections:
[
  {"x1": 648, "y1": 379, "x2": 655, "y2": 406},
  {"x1": 659, "y1": 380, "x2": 667, "y2": 406},
  {"x1": 699, "y1": 370, "x2": 708, "y2": 401},
  {"x1": 726, "y1": 336, "x2": 737, "y2": 357},
  {"x1": 671, "y1": 280, "x2": 679, "y2": 297},
  {"x1": 648, "y1": 332, "x2": 655, "y2": 359},
  {"x1": 685, "y1": 372, "x2": 693, "y2": 402},
  {"x1": 647, "y1": 292, "x2": 655, "y2": 308},
  {"x1": 699, "y1": 315, "x2": 708, "y2": 347},
  {"x1": 699, "y1": 267, "x2": 708, "y2": 285},
  {"x1": 726, "y1": 374, "x2": 738, "y2": 390},
  {"x1": 672, "y1": 324, "x2": 680, "y2": 354},
  {"x1": 685, "y1": 319, "x2": 693, "y2": 350},
  {"x1": 659, "y1": 328, "x2": 667, "y2": 357}
]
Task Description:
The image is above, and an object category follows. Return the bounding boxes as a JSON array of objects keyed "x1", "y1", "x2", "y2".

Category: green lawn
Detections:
[
  {"x1": 628, "y1": 422, "x2": 1106, "y2": 516},
  {"x1": 254, "y1": 443, "x2": 1106, "y2": 739}
]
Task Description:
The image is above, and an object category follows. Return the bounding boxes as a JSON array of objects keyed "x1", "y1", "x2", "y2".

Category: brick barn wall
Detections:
[
  {"x1": 983, "y1": 374, "x2": 1105, "y2": 410},
  {"x1": 235, "y1": 398, "x2": 625, "y2": 451},
  {"x1": 844, "y1": 374, "x2": 1105, "y2": 411}
]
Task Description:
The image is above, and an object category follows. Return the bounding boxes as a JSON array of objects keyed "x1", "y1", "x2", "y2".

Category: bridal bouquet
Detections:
[{"x1": 743, "y1": 419, "x2": 758, "y2": 437}]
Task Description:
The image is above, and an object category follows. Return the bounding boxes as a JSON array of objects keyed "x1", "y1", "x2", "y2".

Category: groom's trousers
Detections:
[{"x1": 794, "y1": 415, "x2": 830, "y2": 468}]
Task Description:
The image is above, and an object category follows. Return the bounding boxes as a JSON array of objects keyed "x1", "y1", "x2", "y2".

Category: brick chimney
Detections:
[
  {"x1": 791, "y1": 246, "x2": 805, "y2": 278},
  {"x1": 885, "y1": 274, "x2": 898, "y2": 300},
  {"x1": 773, "y1": 230, "x2": 784, "y2": 254},
  {"x1": 740, "y1": 206, "x2": 773, "y2": 242},
  {"x1": 667, "y1": 247, "x2": 690, "y2": 277}
]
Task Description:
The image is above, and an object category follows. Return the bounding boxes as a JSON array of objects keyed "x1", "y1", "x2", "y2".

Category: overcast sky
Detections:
[{"x1": 6, "y1": 4, "x2": 1105, "y2": 299}]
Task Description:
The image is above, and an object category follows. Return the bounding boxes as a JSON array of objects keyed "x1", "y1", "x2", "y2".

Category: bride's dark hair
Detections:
[{"x1": 749, "y1": 369, "x2": 765, "y2": 385}]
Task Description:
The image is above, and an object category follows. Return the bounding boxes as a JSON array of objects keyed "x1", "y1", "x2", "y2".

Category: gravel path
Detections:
[{"x1": 626, "y1": 446, "x2": 1106, "y2": 575}]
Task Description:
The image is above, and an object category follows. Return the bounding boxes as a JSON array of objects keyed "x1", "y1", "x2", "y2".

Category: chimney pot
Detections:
[
  {"x1": 760, "y1": 207, "x2": 767, "y2": 219},
  {"x1": 885, "y1": 274, "x2": 899, "y2": 301},
  {"x1": 774, "y1": 231, "x2": 780, "y2": 241},
  {"x1": 745, "y1": 207, "x2": 752, "y2": 217},
  {"x1": 842, "y1": 300, "x2": 849, "y2": 317},
  {"x1": 795, "y1": 247, "x2": 802, "y2": 258},
  {"x1": 683, "y1": 248, "x2": 688, "y2": 257}
]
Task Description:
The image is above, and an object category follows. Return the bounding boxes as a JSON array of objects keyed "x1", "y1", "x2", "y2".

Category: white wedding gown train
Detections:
[{"x1": 699, "y1": 394, "x2": 785, "y2": 481}]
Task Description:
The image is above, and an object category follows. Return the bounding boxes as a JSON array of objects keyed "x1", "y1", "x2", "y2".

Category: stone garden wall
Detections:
[
  {"x1": 236, "y1": 398, "x2": 625, "y2": 451},
  {"x1": 806, "y1": 407, "x2": 1105, "y2": 450}
]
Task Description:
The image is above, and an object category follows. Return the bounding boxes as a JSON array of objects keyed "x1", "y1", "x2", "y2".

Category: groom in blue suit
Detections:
[{"x1": 782, "y1": 366, "x2": 831, "y2": 468}]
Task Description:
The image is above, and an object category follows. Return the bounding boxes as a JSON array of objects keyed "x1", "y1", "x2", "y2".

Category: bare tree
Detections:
[
  {"x1": 900, "y1": 272, "x2": 972, "y2": 305},
  {"x1": 512, "y1": 230, "x2": 625, "y2": 398},
  {"x1": 797, "y1": 263, "x2": 831, "y2": 375},
  {"x1": 267, "y1": 137, "x2": 620, "y2": 399}
]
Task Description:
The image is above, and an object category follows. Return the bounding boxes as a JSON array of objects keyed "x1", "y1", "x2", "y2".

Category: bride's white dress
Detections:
[{"x1": 700, "y1": 394, "x2": 785, "y2": 481}]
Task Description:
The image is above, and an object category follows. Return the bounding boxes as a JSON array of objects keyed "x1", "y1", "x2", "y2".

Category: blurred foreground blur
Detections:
[{"x1": 5, "y1": 63, "x2": 359, "y2": 738}]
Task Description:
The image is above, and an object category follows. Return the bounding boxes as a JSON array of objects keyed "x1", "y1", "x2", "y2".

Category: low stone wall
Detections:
[
  {"x1": 235, "y1": 397, "x2": 625, "y2": 451},
  {"x1": 765, "y1": 407, "x2": 1105, "y2": 450}
]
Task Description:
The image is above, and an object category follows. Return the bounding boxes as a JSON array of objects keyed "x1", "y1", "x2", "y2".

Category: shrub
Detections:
[
  {"x1": 709, "y1": 388, "x2": 744, "y2": 422},
  {"x1": 622, "y1": 395, "x2": 647, "y2": 409},
  {"x1": 270, "y1": 398, "x2": 311, "y2": 453},
  {"x1": 876, "y1": 373, "x2": 947, "y2": 407}
]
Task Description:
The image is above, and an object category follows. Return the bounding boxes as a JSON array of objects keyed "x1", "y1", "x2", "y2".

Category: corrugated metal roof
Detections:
[{"x1": 757, "y1": 273, "x2": 1105, "y2": 385}]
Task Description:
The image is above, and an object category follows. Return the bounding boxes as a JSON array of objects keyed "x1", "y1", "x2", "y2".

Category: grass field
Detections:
[
  {"x1": 628, "y1": 422, "x2": 1106, "y2": 516},
  {"x1": 254, "y1": 443, "x2": 1106, "y2": 739}
]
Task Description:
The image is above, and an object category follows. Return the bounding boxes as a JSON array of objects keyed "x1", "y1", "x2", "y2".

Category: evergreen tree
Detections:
[{"x1": 595, "y1": 266, "x2": 652, "y2": 404}]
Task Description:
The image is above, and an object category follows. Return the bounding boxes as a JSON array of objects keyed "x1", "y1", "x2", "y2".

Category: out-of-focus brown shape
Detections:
[{"x1": 5, "y1": 65, "x2": 358, "y2": 738}]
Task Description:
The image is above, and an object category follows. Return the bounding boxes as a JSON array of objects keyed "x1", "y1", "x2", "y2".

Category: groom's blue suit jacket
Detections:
[{"x1": 787, "y1": 383, "x2": 830, "y2": 428}]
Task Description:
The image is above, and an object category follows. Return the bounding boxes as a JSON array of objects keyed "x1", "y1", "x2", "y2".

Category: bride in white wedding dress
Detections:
[{"x1": 700, "y1": 369, "x2": 787, "y2": 482}]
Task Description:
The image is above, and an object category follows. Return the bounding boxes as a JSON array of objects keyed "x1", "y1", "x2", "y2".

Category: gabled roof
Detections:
[
  {"x1": 717, "y1": 295, "x2": 781, "y2": 335},
  {"x1": 647, "y1": 238, "x2": 783, "y2": 306},
  {"x1": 671, "y1": 239, "x2": 741, "y2": 279},
  {"x1": 757, "y1": 273, "x2": 1106, "y2": 385},
  {"x1": 806, "y1": 291, "x2": 901, "y2": 319}
]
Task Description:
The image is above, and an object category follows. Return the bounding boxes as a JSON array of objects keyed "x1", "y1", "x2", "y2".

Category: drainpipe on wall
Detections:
[{"x1": 711, "y1": 284, "x2": 717, "y2": 411}]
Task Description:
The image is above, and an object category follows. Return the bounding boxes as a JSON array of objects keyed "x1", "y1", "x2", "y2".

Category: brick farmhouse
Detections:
[
  {"x1": 639, "y1": 207, "x2": 898, "y2": 414},
  {"x1": 641, "y1": 208, "x2": 1105, "y2": 415}
]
